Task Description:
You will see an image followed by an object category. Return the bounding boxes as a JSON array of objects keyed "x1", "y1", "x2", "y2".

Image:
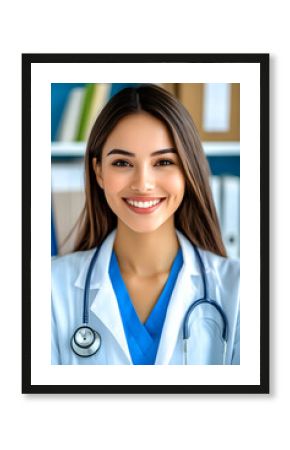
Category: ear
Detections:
[{"x1": 92, "y1": 157, "x2": 104, "y2": 189}]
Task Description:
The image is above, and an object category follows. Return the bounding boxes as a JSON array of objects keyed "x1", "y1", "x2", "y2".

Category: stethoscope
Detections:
[{"x1": 71, "y1": 243, "x2": 229, "y2": 364}]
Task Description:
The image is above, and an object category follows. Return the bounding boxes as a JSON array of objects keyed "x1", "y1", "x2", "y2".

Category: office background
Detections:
[{"x1": 51, "y1": 83, "x2": 240, "y2": 258}]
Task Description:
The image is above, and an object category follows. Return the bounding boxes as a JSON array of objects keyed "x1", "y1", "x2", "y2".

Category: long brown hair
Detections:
[{"x1": 73, "y1": 84, "x2": 227, "y2": 257}]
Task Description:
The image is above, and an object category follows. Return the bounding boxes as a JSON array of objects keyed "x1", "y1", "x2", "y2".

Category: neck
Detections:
[{"x1": 113, "y1": 220, "x2": 180, "y2": 277}]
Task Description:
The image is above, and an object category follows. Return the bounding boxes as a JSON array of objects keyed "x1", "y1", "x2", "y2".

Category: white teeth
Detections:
[{"x1": 125, "y1": 199, "x2": 162, "y2": 208}]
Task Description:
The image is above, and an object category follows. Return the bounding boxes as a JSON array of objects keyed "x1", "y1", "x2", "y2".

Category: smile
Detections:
[
  {"x1": 122, "y1": 197, "x2": 166, "y2": 214},
  {"x1": 126, "y1": 198, "x2": 161, "y2": 208}
]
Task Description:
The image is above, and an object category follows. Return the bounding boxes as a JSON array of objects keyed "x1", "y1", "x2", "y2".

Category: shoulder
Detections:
[
  {"x1": 202, "y1": 248, "x2": 239, "y2": 277},
  {"x1": 51, "y1": 248, "x2": 96, "y2": 282},
  {"x1": 176, "y1": 229, "x2": 239, "y2": 281},
  {"x1": 200, "y1": 248, "x2": 240, "y2": 289},
  {"x1": 202, "y1": 249, "x2": 239, "y2": 275}
]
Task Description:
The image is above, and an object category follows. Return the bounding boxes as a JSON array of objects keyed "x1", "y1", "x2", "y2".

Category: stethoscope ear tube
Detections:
[{"x1": 83, "y1": 247, "x2": 100, "y2": 324}]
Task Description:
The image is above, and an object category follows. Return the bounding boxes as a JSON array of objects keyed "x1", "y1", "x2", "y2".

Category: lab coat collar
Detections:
[
  {"x1": 74, "y1": 229, "x2": 117, "y2": 290},
  {"x1": 74, "y1": 228, "x2": 210, "y2": 290},
  {"x1": 175, "y1": 229, "x2": 211, "y2": 276}
]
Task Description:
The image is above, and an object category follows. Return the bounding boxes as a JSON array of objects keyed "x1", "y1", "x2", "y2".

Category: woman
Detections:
[{"x1": 51, "y1": 84, "x2": 240, "y2": 365}]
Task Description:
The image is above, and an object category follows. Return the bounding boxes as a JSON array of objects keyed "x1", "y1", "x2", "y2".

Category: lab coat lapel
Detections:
[
  {"x1": 90, "y1": 283, "x2": 132, "y2": 363},
  {"x1": 154, "y1": 269, "x2": 199, "y2": 364},
  {"x1": 74, "y1": 229, "x2": 132, "y2": 364},
  {"x1": 155, "y1": 231, "x2": 207, "y2": 365}
]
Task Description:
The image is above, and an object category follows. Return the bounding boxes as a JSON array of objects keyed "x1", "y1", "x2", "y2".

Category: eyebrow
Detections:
[{"x1": 106, "y1": 148, "x2": 177, "y2": 157}]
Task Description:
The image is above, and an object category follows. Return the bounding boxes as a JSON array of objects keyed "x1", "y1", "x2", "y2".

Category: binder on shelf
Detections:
[
  {"x1": 75, "y1": 84, "x2": 95, "y2": 142},
  {"x1": 83, "y1": 83, "x2": 111, "y2": 141},
  {"x1": 210, "y1": 175, "x2": 240, "y2": 258},
  {"x1": 51, "y1": 83, "x2": 85, "y2": 141},
  {"x1": 51, "y1": 208, "x2": 58, "y2": 256},
  {"x1": 222, "y1": 176, "x2": 240, "y2": 258},
  {"x1": 56, "y1": 87, "x2": 85, "y2": 142}
]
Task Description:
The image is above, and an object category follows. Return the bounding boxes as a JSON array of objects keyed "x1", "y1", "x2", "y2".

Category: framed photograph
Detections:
[{"x1": 22, "y1": 53, "x2": 269, "y2": 394}]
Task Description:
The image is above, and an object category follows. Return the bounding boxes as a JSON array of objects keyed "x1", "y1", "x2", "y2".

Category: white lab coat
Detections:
[{"x1": 51, "y1": 229, "x2": 240, "y2": 365}]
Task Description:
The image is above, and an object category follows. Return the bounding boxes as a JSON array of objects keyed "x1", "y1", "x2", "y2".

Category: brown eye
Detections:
[
  {"x1": 112, "y1": 160, "x2": 132, "y2": 167},
  {"x1": 155, "y1": 159, "x2": 174, "y2": 166}
]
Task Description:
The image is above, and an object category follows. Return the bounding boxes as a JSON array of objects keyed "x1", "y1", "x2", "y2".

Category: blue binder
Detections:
[{"x1": 51, "y1": 209, "x2": 58, "y2": 256}]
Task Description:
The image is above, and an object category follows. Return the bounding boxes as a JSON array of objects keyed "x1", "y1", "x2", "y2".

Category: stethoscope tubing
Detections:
[
  {"x1": 83, "y1": 246, "x2": 100, "y2": 324},
  {"x1": 183, "y1": 245, "x2": 229, "y2": 341}
]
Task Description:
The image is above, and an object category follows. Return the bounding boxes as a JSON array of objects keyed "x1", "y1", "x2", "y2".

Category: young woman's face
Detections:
[{"x1": 93, "y1": 112, "x2": 185, "y2": 234}]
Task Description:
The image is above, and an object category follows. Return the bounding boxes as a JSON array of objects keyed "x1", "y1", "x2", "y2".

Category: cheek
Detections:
[
  {"x1": 165, "y1": 172, "x2": 185, "y2": 199},
  {"x1": 102, "y1": 169, "x2": 126, "y2": 194}
]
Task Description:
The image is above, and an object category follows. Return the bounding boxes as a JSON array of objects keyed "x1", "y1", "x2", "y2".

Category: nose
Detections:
[{"x1": 130, "y1": 164, "x2": 155, "y2": 192}]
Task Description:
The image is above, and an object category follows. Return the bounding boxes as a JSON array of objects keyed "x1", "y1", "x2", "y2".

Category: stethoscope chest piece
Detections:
[{"x1": 71, "y1": 325, "x2": 101, "y2": 357}]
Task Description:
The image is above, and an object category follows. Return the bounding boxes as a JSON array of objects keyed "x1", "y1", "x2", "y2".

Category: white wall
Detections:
[{"x1": 1, "y1": 1, "x2": 287, "y2": 450}]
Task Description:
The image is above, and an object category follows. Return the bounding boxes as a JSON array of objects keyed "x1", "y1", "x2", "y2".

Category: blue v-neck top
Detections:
[{"x1": 109, "y1": 248, "x2": 183, "y2": 365}]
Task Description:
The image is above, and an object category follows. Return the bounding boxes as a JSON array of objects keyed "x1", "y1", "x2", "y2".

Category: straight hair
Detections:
[{"x1": 72, "y1": 84, "x2": 227, "y2": 257}]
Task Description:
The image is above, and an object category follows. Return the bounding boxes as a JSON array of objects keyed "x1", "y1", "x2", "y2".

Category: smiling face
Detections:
[{"x1": 93, "y1": 112, "x2": 185, "y2": 234}]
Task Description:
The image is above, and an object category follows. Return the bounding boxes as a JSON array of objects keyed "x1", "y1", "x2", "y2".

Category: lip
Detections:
[
  {"x1": 122, "y1": 197, "x2": 166, "y2": 215},
  {"x1": 123, "y1": 196, "x2": 165, "y2": 201}
]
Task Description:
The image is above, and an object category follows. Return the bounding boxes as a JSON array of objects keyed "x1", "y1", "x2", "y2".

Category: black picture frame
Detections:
[{"x1": 22, "y1": 53, "x2": 269, "y2": 394}]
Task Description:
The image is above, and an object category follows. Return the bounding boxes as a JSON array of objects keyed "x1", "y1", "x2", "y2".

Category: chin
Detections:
[
  {"x1": 127, "y1": 224, "x2": 161, "y2": 234},
  {"x1": 120, "y1": 217, "x2": 170, "y2": 235}
]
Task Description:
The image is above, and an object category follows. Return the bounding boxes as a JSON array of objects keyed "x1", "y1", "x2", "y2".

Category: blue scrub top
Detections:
[{"x1": 109, "y1": 248, "x2": 183, "y2": 365}]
